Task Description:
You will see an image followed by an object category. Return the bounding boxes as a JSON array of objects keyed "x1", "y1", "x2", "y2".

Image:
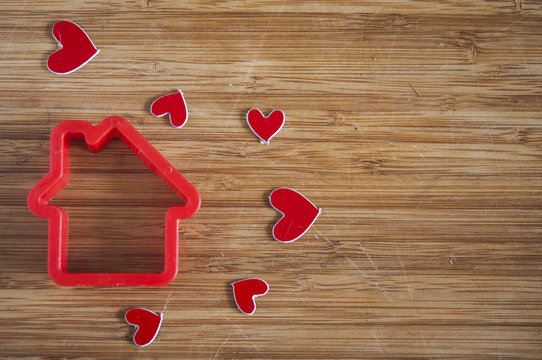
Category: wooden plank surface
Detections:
[{"x1": 1, "y1": 0, "x2": 542, "y2": 358}]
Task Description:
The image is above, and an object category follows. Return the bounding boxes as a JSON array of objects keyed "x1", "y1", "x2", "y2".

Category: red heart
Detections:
[
  {"x1": 269, "y1": 188, "x2": 321, "y2": 243},
  {"x1": 47, "y1": 20, "x2": 99, "y2": 75},
  {"x1": 151, "y1": 90, "x2": 188, "y2": 128},
  {"x1": 125, "y1": 308, "x2": 163, "y2": 347},
  {"x1": 232, "y1": 278, "x2": 269, "y2": 315},
  {"x1": 246, "y1": 108, "x2": 285, "y2": 144}
]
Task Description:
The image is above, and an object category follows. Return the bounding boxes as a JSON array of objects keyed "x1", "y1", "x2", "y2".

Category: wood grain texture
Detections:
[{"x1": 1, "y1": 0, "x2": 542, "y2": 358}]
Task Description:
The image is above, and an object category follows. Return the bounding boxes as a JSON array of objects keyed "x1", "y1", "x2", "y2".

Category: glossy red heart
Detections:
[
  {"x1": 150, "y1": 90, "x2": 188, "y2": 128},
  {"x1": 269, "y1": 188, "x2": 321, "y2": 243},
  {"x1": 125, "y1": 308, "x2": 163, "y2": 347},
  {"x1": 246, "y1": 108, "x2": 285, "y2": 144},
  {"x1": 47, "y1": 20, "x2": 99, "y2": 75},
  {"x1": 232, "y1": 278, "x2": 269, "y2": 315}
]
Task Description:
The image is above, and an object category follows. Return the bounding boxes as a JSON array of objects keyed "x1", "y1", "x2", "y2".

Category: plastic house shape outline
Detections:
[{"x1": 27, "y1": 116, "x2": 201, "y2": 286}]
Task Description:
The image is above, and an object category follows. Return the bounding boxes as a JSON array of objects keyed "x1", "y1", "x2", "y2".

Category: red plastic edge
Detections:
[{"x1": 27, "y1": 116, "x2": 201, "y2": 286}]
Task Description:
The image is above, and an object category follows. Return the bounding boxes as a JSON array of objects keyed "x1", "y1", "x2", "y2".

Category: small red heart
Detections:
[
  {"x1": 125, "y1": 308, "x2": 163, "y2": 347},
  {"x1": 246, "y1": 108, "x2": 285, "y2": 144},
  {"x1": 47, "y1": 20, "x2": 99, "y2": 75},
  {"x1": 269, "y1": 188, "x2": 321, "y2": 243},
  {"x1": 232, "y1": 278, "x2": 269, "y2": 315},
  {"x1": 150, "y1": 90, "x2": 188, "y2": 128}
]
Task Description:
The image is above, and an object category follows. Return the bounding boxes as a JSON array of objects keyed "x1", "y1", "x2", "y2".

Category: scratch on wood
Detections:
[
  {"x1": 396, "y1": 249, "x2": 418, "y2": 316},
  {"x1": 372, "y1": 329, "x2": 384, "y2": 354},
  {"x1": 316, "y1": 230, "x2": 392, "y2": 302},
  {"x1": 359, "y1": 243, "x2": 378, "y2": 270},
  {"x1": 235, "y1": 325, "x2": 261, "y2": 353},
  {"x1": 423, "y1": 338, "x2": 434, "y2": 360},
  {"x1": 415, "y1": 193, "x2": 427, "y2": 210},
  {"x1": 212, "y1": 338, "x2": 228, "y2": 360},
  {"x1": 162, "y1": 289, "x2": 173, "y2": 313},
  {"x1": 408, "y1": 81, "x2": 422, "y2": 97},
  {"x1": 378, "y1": 328, "x2": 391, "y2": 352},
  {"x1": 475, "y1": 78, "x2": 494, "y2": 145}
]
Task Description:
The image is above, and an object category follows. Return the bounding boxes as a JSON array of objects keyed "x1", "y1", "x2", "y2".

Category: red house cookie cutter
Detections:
[{"x1": 27, "y1": 116, "x2": 200, "y2": 286}]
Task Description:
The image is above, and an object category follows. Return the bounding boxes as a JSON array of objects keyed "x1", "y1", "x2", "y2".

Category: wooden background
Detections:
[{"x1": 1, "y1": 0, "x2": 542, "y2": 358}]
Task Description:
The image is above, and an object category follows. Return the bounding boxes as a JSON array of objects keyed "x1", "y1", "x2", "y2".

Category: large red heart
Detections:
[
  {"x1": 151, "y1": 90, "x2": 188, "y2": 128},
  {"x1": 232, "y1": 278, "x2": 269, "y2": 315},
  {"x1": 269, "y1": 188, "x2": 321, "y2": 243},
  {"x1": 125, "y1": 308, "x2": 163, "y2": 347},
  {"x1": 47, "y1": 20, "x2": 99, "y2": 75},
  {"x1": 246, "y1": 108, "x2": 285, "y2": 144}
]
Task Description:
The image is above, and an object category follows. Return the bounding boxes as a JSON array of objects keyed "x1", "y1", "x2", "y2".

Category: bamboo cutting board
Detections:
[{"x1": 1, "y1": 1, "x2": 542, "y2": 359}]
